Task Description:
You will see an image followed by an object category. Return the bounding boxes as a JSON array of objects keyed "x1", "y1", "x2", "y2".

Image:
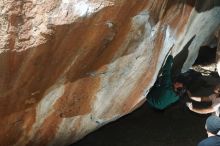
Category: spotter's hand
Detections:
[{"x1": 186, "y1": 102, "x2": 193, "y2": 110}]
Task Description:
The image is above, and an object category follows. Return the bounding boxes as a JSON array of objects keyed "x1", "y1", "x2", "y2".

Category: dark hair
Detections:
[
  {"x1": 175, "y1": 87, "x2": 188, "y2": 98},
  {"x1": 173, "y1": 75, "x2": 187, "y2": 85}
]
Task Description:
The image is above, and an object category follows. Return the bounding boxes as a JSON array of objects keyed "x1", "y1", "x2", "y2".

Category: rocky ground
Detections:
[{"x1": 72, "y1": 64, "x2": 220, "y2": 146}]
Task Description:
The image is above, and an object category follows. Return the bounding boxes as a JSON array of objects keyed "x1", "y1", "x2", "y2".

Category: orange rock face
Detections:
[{"x1": 0, "y1": 0, "x2": 220, "y2": 145}]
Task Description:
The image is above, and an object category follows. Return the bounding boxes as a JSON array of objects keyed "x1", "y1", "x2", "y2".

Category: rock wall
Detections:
[
  {"x1": 0, "y1": 0, "x2": 220, "y2": 146},
  {"x1": 216, "y1": 29, "x2": 220, "y2": 75}
]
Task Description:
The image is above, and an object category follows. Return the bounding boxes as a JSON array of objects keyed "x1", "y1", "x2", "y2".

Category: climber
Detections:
[{"x1": 147, "y1": 55, "x2": 189, "y2": 110}]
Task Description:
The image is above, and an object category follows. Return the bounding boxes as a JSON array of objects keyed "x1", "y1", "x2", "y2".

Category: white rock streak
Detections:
[
  {"x1": 92, "y1": 10, "x2": 176, "y2": 122},
  {"x1": 74, "y1": 1, "x2": 91, "y2": 17},
  {"x1": 36, "y1": 85, "x2": 65, "y2": 125},
  {"x1": 174, "y1": 7, "x2": 220, "y2": 72},
  {"x1": 48, "y1": 116, "x2": 80, "y2": 146},
  {"x1": 50, "y1": 0, "x2": 114, "y2": 25},
  {"x1": 27, "y1": 83, "x2": 65, "y2": 144}
]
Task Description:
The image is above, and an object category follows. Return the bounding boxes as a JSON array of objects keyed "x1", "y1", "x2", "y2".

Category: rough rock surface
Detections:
[
  {"x1": 216, "y1": 29, "x2": 220, "y2": 75},
  {"x1": 0, "y1": 0, "x2": 220, "y2": 146}
]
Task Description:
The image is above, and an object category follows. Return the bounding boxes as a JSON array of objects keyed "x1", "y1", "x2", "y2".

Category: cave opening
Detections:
[
  {"x1": 194, "y1": 46, "x2": 217, "y2": 66},
  {"x1": 192, "y1": 45, "x2": 218, "y2": 77}
]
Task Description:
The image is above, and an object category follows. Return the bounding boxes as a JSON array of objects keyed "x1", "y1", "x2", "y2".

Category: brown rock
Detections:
[
  {"x1": 216, "y1": 29, "x2": 220, "y2": 75},
  {"x1": 0, "y1": 0, "x2": 220, "y2": 145}
]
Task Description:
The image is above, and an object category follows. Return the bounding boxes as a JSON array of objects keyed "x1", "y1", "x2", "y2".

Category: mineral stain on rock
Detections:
[{"x1": 0, "y1": 0, "x2": 220, "y2": 146}]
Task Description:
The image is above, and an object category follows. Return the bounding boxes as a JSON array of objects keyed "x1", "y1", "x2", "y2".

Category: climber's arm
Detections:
[
  {"x1": 160, "y1": 55, "x2": 174, "y2": 87},
  {"x1": 190, "y1": 96, "x2": 211, "y2": 102},
  {"x1": 186, "y1": 102, "x2": 215, "y2": 114},
  {"x1": 190, "y1": 93, "x2": 216, "y2": 102}
]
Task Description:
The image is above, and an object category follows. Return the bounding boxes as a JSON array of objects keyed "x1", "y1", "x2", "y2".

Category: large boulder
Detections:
[
  {"x1": 0, "y1": 0, "x2": 220, "y2": 145},
  {"x1": 216, "y1": 29, "x2": 220, "y2": 75}
]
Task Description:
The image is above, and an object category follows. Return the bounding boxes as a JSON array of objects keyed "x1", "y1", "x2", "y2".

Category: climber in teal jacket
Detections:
[{"x1": 147, "y1": 55, "x2": 187, "y2": 110}]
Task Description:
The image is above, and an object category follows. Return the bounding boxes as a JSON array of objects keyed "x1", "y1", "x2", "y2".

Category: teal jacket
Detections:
[{"x1": 147, "y1": 55, "x2": 179, "y2": 110}]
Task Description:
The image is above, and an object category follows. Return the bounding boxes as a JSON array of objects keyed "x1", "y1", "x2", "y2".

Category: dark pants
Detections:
[{"x1": 198, "y1": 136, "x2": 220, "y2": 146}]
